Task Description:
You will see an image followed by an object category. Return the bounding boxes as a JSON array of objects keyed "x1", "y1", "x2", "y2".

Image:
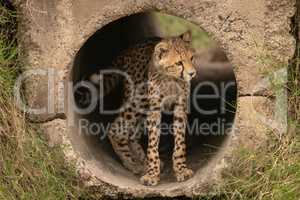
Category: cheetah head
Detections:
[{"x1": 153, "y1": 31, "x2": 196, "y2": 82}]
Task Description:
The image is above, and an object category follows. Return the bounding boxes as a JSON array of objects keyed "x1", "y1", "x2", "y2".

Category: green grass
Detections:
[
  {"x1": 154, "y1": 12, "x2": 216, "y2": 51},
  {"x1": 219, "y1": 130, "x2": 300, "y2": 200},
  {"x1": 0, "y1": 4, "x2": 87, "y2": 200}
]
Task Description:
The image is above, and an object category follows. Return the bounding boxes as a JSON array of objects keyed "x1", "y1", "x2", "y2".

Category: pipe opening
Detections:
[{"x1": 70, "y1": 12, "x2": 237, "y2": 188}]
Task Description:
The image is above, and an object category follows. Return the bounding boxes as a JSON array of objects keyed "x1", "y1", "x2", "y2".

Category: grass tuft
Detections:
[
  {"x1": 0, "y1": 3, "x2": 86, "y2": 199},
  {"x1": 220, "y1": 130, "x2": 300, "y2": 200}
]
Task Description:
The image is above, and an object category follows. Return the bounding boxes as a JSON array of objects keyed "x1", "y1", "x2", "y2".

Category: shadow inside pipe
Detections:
[{"x1": 71, "y1": 12, "x2": 237, "y2": 184}]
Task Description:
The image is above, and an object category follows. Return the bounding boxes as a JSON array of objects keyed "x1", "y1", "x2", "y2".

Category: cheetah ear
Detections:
[
  {"x1": 154, "y1": 42, "x2": 169, "y2": 60},
  {"x1": 180, "y1": 30, "x2": 192, "y2": 43}
]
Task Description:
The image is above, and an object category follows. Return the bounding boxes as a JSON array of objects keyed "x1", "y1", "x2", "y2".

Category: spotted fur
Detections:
[{"x1": 91, "y1": 31, "x2": 196, "y2": 186}]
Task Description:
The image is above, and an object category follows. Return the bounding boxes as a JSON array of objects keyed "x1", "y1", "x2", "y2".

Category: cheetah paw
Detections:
[
  {"x1": 140, "y1": 174, "x2": 160, "y2": 186},
  {"x1": 175, "y1": 168, "x2": 194, "y2": 182}
]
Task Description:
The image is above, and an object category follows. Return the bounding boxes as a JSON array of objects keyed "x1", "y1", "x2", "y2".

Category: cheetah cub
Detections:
[{"x1": 90, "y1": 31, "x2": 196, "y2": 186}]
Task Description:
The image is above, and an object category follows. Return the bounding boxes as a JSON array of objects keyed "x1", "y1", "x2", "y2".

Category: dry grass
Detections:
[{"x1": 0, "y1": 3, "x2": 88, "y2": 199}]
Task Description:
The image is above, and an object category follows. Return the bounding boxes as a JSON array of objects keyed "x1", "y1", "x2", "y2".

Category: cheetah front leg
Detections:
[
  {"x1": 140, "y1": 111, "x2": 161, "y2": 186},
  {"x1": 173, "y1": 105, "x2": 194, "y2": 182}
]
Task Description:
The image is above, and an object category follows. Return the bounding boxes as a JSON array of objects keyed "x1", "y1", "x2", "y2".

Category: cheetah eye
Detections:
[
  {"x1": 175, "y1": 61, "x2": 183, "y2": 67},
  {"x1": 191, "y1": 56, "x2": 194, "y2": 61}
]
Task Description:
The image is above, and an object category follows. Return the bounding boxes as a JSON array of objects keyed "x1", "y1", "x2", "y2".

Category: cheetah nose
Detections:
[{"x1": 188, "y1": 71, "x2": 196, "y2": 78}]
